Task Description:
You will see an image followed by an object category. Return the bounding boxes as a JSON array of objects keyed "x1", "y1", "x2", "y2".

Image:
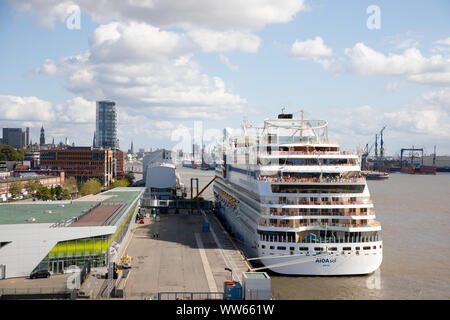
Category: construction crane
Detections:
[
  {"x1": 361, "y1": 141, "x2": 374, "y2": 170},
  {"x1": 374, "y1": 134, "x2": 378, "y2": 159},
  {"x1": 379, "y1": 126, "x2": 387, "y2": 160}
]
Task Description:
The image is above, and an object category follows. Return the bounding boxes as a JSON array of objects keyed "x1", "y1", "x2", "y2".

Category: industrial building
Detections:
[{"x1": 0, "y1": 187, "x2": 144, "y2": 279}]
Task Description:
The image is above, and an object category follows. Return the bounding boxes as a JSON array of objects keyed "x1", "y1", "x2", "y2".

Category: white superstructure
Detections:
[{"x1": 213, "y1": 113, "x2": 382, "y2": 275}]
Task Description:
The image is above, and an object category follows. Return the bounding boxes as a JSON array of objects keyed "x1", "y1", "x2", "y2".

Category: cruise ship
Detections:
[{"x1": 213, "y1": 112, "x2": 382, "y2": 275}]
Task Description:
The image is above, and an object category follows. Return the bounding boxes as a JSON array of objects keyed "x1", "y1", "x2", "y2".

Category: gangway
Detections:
[{"x1": 194, "y1": 176, "x2": 217, "y2": 200}]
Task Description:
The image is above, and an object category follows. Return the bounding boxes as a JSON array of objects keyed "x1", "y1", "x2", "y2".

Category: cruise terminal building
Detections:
[{"x1": 0, "y1": 188, "x2": 144, "y2": 279}]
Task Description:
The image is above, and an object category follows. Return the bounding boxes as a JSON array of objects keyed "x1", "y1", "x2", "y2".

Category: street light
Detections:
[{"x1": 225, "y1": 267, "x2": 233, "y2": 281}]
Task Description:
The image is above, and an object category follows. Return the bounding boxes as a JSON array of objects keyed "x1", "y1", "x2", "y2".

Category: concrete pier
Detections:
[{"x1": 123, "y1": 210, "x2": 250, "y2": 299}]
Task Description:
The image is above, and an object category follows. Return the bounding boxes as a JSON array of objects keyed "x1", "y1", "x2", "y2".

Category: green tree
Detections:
[
  {"x1": 24, "y1": 180, "x2": 41, "y2": 195},
  {"x1": 63, "y1": 176, "x2": 78, "y2": 194},
  {"x1": 52, "y1": 185, "x2": 63, "y2": 199},
  {"x1": 107, "y1": 178, "x2": 130, "y2": 190},
  {"x1": 0, "y1": 144, "x2": 30, "y2": 161},
  {"x1": 9, "y1": 181, "x2": 23, "y2": 199},
  {"x1": 123, "y1": 172, "x2": 135, "y2": 185},
  {"x1": 35, "y1": 185, "x2": 54, "y2": 201},
  {"x1": 80, "y1": 179, "x2": 102, "y2": 196},
  {"x1": 60, "y1": 188, "x2": 71, "y2": 200}
]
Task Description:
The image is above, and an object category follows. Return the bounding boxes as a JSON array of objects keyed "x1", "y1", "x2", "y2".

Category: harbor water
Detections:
[{"x1": 270, "y1": 173, "x2": 450, "y2": 299}]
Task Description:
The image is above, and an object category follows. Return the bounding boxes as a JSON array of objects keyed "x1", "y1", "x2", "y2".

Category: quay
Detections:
[
  {"x1": 122, "y1": 209, "x2": 250, "y2": 299},
  {"x1": 119, "y1": 167, "x2": 253, "y2": 300}
]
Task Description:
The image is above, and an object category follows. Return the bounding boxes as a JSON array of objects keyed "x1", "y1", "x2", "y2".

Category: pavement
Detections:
[
  {"x1": 123, "y1": 211, "x2": 250, "y2": 300},
  {"x1": 0, "y1": 274, "x2": 71, "y2": 295}
]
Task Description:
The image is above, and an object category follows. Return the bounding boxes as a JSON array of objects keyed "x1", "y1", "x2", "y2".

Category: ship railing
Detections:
[
  {"x1": 259, "y1": 234, "x2": 382, "y2": 244},
  {"x1": 257, "y1": 151, "x2": 356, "y2": 156},
  {"x1": 264, "y1": 198, "x2": 372, "y2": 205},
  {"x1": 259, "y1": 221, "x2": 380, "y2": 229},
  {"x1": 257, "y1": 162, "x2": 360, "y2": 168},
  {"x1": 265, "y1": 209, "x2": 374, "y2": 217},
  {"x1": 258, "y1": 176, "x2": 365, "y2": 183}
]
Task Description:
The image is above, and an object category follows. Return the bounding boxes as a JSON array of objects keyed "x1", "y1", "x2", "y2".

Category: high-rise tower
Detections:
[{"x1": 95, "y1": 101, "x2": 118, "y2": 149}]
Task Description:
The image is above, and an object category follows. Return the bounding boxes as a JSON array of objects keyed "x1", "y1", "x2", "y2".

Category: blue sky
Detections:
[{"x1": 1, "y1": 0, "x2": 449, "y2": 155}]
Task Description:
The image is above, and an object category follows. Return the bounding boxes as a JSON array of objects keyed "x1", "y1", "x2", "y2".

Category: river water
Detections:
[{"x1": 270, "y1": 173, "x2": 450, "y2": 300}]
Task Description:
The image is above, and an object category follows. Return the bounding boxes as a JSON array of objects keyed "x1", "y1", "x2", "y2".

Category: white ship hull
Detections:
[{"x1": 216, "y1": 199, "x2": 382, "y2": 276}]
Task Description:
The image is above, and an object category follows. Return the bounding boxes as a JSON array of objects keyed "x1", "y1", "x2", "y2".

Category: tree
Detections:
[
  {"x1": 63, "y1": 176, "x2": 78, "y2": 194},
  {"x1": 0, "y1": 144, "x2": 29, "y2": 161},
  {"x1": 107, "y1": 178, "x2": 130, "y2": 190},
  {"x1": 35, "y1": 185, "x2": 54, "y2": 201},
  {"x1": 123, "y1": 172, "x2": 135, "y2": 185},
  {"x1": 9, "y1": 181, "x2": 23, "y2": 199},
  {"x1": 80, "y1": 179, "x2": 102, "y2": 196},
  {"x1": 24, "y1": 180, "x2": 41, "y2": 195},
  {"x1": 52, "y1": 185, "x2": 63, "y2": 199},
  {"x1": 60, "y1": 188, "x2": 71, "y2": 200}
]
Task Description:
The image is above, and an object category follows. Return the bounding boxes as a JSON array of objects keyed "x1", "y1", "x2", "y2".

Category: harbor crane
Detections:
[{"x1": 379, "y1": 126, "x2": 387, "y2": 160}]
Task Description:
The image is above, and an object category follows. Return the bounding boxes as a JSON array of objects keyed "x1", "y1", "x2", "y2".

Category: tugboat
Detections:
[{"x1": 361, "y1": 170, "x2": 389, "y2": 180}]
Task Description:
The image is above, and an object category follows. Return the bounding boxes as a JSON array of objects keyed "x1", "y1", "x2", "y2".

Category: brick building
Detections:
[{"x1": 40, "y1": 147, "x2": 114, "y2": 186}]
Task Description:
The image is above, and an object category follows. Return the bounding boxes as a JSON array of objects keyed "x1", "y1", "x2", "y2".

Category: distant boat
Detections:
[{"x1": 361, "y1": 170, "x2": 389, "y2": 180}]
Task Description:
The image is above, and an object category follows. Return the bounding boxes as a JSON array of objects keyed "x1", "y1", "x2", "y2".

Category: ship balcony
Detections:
[
  {"x1": 264, "y1": 207, "x2": 375, "y2": 218},
  {"x1": 258, "y1": 176, "x2": 366, "y2": 184},
  {"x1": 263, "y1": 196, "x2": 372, "y2": 206},
  {"x1": 258, "y1": 232, "x2": 382, "y2": 244},
  {"x1": 258, "y1": 220, "x2": 381, "y2": 232},
  {"x1": 257, "y1": 151, "x2": 356, "y2": 156}
]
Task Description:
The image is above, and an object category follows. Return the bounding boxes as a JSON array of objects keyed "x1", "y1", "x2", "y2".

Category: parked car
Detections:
[{"x1": 30, "y1": 270, "x2": 51, "y2": 279}]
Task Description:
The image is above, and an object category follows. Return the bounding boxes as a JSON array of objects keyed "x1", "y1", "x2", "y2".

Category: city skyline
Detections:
[{"x1": 0, "y1": 1, "x2": 449, "y2": 155}]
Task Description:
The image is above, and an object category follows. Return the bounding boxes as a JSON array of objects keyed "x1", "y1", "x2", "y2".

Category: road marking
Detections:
[{"x1": 194, "y1": 232, "x2": 218, "y2": 292}]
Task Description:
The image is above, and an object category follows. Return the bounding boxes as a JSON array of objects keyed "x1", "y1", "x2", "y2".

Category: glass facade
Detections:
[
  {"x1": 33, "y1": 201, "x2": 137, "y2": 274},
  {"x1": 96, "y1": 101, "x2": 118, "y2": 149}
]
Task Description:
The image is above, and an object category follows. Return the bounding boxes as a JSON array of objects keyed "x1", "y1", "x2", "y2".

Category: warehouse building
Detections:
[{"x1": 0, "y1": 187, "x2": 144, "y2": 279}]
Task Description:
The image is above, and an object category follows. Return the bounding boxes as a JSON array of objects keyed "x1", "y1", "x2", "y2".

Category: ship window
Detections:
[
  {"x1": 277, "y1": 246, "x2": 286, "y2": 250},
  {"x1": 373, "y1": 246, "x2": 377, "y2": 249},
  {"x1": 314, "y1": 247, "x2": 324, "y2": 251},
  {"x1": 270, "y1": 246, "x2": 275, "y2": 250},
  {"x1": 363, "y1": 246, "x2": 371, "y2": 250},
  {"x1": 289, "y1": 247, "x2": 295, "y2": 251},
  {"x1": 343, "y1": 247, "x2": 351, "y2": 251},
  {"x1": 328, "y1": 247, "x2": 337, "y2": 251},
  {"x1": 380, "y1": 245, "x2": 382, "y2": 249},
  {"x1": 299, "y1": 247, "x2": 308, "y2": 251},
  {"x1": 356, "y1": 247, "x2": 360, "y2": 250},
  {"x1": 261, "y1": 245, "x2": 266, "y2": 249}
]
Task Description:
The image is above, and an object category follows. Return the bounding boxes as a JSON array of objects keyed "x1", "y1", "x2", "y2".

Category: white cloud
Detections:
[
  {"x1": 344, "y1": 43, "x2": 450, "y2": 87},
  {"x1": 188, "y1": 29, "x2": 261, "y2": 53},
  {"x1": 434, "y1": 37, "x2": 450, "y2": 46},
  {"x1": 36, "y1": 22, "x2": 248, "y2": 121},
  {"x1": 0, "y1": 95, "x2": 54, "y2": 121},
  {"x1": 219, "y1": 54, "x2": 239, "y2": 71},
  {"x1": 291, "y1": 36, "x2": 333, "y2": 59},
  {"x1": 326, "y1": 88, "x2": 450, "y2": 154},
  {"x1": 10, "y1": 0, "x2": 305, "y2": 31},
  {"x1": 290, "y1": 36, "x2": 337, "y2": 70}
]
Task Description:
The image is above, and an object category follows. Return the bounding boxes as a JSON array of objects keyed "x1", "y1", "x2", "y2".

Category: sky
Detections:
[{"x1": 0, "y1": 0, "x2": 449, "y2": 156}]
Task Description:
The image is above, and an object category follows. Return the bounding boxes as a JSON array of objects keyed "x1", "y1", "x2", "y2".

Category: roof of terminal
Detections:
[{"x1": 0, "y1": 187, "x2": 144, "y2": 226}]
